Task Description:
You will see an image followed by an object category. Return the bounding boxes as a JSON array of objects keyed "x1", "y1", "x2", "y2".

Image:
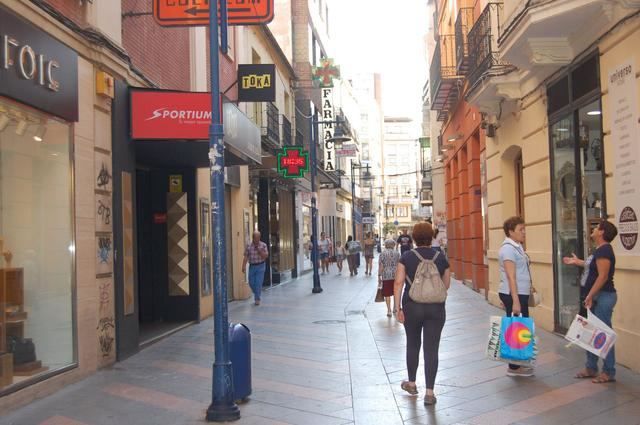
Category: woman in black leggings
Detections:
[{"x1": 394, "y1": 222, "x2": 450, "y2": 406}]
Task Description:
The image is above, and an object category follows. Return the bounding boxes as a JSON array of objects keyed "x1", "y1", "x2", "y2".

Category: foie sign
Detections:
[
  {"x1": 0, "y1": 6, "x2": 78, "y2": 122},
  {"x1": 322, "y1": 88, "x2": 336, "y2": 171}
]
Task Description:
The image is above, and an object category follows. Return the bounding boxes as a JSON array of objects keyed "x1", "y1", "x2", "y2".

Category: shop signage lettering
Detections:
[
  {"x1": 322, "y1": 88, "x2": 336, "y2": 171},
  {"x1": 2, "y1": 36, "x2": 60, "y2": 91},
  {"x1": 237, "y1": 64, "x2": 276, "y2": 102},
  {"x1": 609, "y1": 60, "x2": 640, "y2": 254},
  {"x1": 0, "y1": 6, "x2": 78, "y2": 121}
]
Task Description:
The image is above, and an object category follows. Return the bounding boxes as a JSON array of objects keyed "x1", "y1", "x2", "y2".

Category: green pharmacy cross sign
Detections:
[
  {"x1": 277, "y1": 147, "x2": 310, "y2": 178},
  {"x1": 312, "y1": 58, "x2": 340, "y2": 88}
]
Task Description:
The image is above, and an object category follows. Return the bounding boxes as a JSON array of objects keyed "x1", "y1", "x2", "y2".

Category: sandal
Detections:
[
  {"x1": 574, "y1": 369, "x2": 598, "y2": 379},
  {"x1": 592, "y1": 373, "x2": 616, "y2": 384},
  {"x1": 424, "y1": 395, "x2": 437, "y2": 405},
  {"x1": 400, "y1": 381, "x2": 418, "y2": 395}
]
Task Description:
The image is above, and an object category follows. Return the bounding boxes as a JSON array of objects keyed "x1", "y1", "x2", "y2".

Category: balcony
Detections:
[
  {"x1": 465, "y1": 2, "x2": 518, "y2": 115},
  {"x1": 261, "y1": 102, "x2": 280, "y2": 149},
  {"x1": 499, "y1": 0, "x2": 623, "y2": 75},
  {"x1": 430, "y1": 35, "x2": 464, "y2": 122},
  {"x1": 455, "y1": 7, "x2": 475, "y2": 75},
  {"x1": 282, "y1": 116, "x2": 292, "y2": 146}
]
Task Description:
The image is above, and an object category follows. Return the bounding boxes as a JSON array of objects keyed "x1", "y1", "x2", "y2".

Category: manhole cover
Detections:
[{"x1": 313, "y1": 320, "x2": 346, "y2": 325}]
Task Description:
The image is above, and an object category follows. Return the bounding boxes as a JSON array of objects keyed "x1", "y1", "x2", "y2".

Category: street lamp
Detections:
[{"x1": 308, "y1": 117, "x2": 351, "y2": 294}]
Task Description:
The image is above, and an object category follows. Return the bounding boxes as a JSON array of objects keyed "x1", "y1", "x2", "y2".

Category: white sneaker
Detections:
[{"x1": 507, "y1": 367, "x2": 534, "y2": 377}]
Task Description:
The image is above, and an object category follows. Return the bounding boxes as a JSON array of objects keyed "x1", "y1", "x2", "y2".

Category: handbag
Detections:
[
  {"x1": 7, "y1": 336, "x2": 37, "y2": 365},
  {"x1": 529, "y1": 286, "x2": 542, "y2": 307},
  {"x1": 486, "y1": 316, "x2": 538, "y2": 366},
  {"x1": 499, "y1": 315, "x2": 536, "y2": 361},
  {"x1": 374, "y1": 287, "x2": 384, "y2": 302}
]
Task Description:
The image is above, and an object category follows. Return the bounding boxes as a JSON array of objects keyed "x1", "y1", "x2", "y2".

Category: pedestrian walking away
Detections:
[
  {"x1": 363, "y1": 232, "x2": 376, "y2": 275},
  {"x1": 346, "y1": 235, "x2": 360, "y2": 276},
  {"x1": 498, "y1": 216, "x2": 534, "y2": 377},
  {"x1": 394, "y1": 222, "x2": 450, "y2": 406},
  {"x1": 242, "y1": 230, "x2": 269, "y2": 305},
  {"x1": 573, "y1": 219, "x2": 619, "y2": 384},
  {"x1": 379, "y1": 239, "x2": 400, "y2": 317},
  {"x1": 335, "y1": 241, "x2": 346, "y2": 275},
  {"x1": 397, "y1": 229, "x2": 414, "y2": 255}
]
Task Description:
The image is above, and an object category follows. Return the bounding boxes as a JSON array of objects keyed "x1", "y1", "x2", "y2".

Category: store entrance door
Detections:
[{"x1": 136, "y1": 168, "x2": 199, "y2": 346}]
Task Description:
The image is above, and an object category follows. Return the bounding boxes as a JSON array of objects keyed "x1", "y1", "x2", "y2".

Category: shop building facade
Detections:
[
  {"x1": 0, "y1": 0, "x2": 145, "y2": 411},
  {"x1": 460, "y1": 0, "x2": 640, "y2": 371}
]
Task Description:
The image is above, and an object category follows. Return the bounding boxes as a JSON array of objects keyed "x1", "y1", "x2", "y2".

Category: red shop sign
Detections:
[{"x1": 130, "y1": 90, "x2": 215, "y2": 140}]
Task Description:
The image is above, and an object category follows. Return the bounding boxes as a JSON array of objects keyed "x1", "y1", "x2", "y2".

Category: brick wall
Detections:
[
  {"x1": 121, "y1": 0, "x2": 190, "y2": 90},
  {"x1": 44, "y1": 0, "x2": 87, "y2": 27}
]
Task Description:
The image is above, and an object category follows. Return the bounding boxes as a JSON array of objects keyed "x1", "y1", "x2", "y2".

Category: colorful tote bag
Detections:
[
  {"x1": 486, "y1": 316, "x2": 538, "y2": 366},
  {"x1": 499, "y1": 315, "x2": 536, "y2": 361}
]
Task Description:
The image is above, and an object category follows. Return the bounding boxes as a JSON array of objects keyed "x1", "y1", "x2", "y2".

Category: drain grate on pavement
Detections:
[
  {"x1": 346, "y1": 310, "x2": 365, "y2": 316},
  {"x1": 313, "y1": 320, "x2": 346, "y2": 325}
]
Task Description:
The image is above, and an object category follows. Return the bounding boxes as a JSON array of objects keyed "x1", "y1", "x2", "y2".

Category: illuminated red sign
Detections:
[
  {"x1": 277, "y1": 147, "x2": 309, "y2": 178},
  {"x1": 130, "y1": 90, "x2": 214, "y2": 140}
]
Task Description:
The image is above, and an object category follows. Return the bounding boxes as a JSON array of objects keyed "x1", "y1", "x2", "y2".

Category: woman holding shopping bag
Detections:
[
  {"x1": 498, "y1": 216, "x2": 534, "y2": 377},
  {"x1": 574, "y1": 220, "x2": 618, "y2": 384}
]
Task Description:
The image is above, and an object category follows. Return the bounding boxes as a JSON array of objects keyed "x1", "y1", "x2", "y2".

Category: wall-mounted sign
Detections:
[
  {"x1": 277, "y1": 146, "x2": 309, "y2": 178},
  {"x1": 322, "y1": 88, "x2": 336, "y2": 171},
  {"x1": 0, "y1": 5, "x2": 78, "y2": 122},
  {"x1": 336, "y1": 143, "x2": 357, "y2": 157},
  {"x1": 238, "y1": 64, "x2": 276, "y2": 102},
  {"x1": 153, "y1": 0, "x2": 275, "y2": 27},
  {"x1": 169, "y1": 174, "x2": 183, "y2": 193},
  {"x1": 130, "y1": 90, "x2": 261, "y2": 164},
  {"x1": 609, "y1": 60, "x2": 640, "y2": 255},
  {"x1": 362, "y1": 217, "x2": 375, "y2": 225}
]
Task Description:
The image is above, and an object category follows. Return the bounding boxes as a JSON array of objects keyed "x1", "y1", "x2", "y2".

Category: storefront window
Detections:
[
  {"x1": 0, "y1": 97, "x2": 75, "y2": 392},
  {"x1": 550, "y1": 99, "x2": 605, "y2": 331}
]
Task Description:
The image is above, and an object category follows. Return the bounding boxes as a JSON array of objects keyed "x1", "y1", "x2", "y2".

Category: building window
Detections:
[
  {"x1": 515, "y1": 153, "x2": 524, "y2": 219},
  {"x1": 386, "y1": 206, "x2": 394, "y2": 217},
  {"x1": 396, "y1": 207, "x2": 408, "y2": 217},
  {"x1": 0, "y1": 97, "x2": 75, "y2": 392}
]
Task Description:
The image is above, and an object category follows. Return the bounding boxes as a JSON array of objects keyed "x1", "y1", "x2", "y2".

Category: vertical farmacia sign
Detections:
[{"x1": 322, "y1": 88, "x2": 336, "y2": 171}]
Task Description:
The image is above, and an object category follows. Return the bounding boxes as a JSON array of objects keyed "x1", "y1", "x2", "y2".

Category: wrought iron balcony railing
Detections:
[
  {"x1": 261, "y1": 102, "x2": 280, "y2": 148},
  {"x1": 455, "y1": 7, "x2": 475, "y2": 75},
  {"x1": 430, "y1": 34, "x2": 464, "y2": 121},
  {"x1": 282, "y1": 115, "x2": 292, "y2": 146},
  {"x1": 467, "y1": 2, "x2": 511, "y2": 90}
]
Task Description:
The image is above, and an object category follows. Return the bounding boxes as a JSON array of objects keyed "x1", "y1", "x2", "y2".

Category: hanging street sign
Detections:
[
  {"x1": 238, "y1": 64, "x2": 276, "y2": 102},
  {"x1": 153, "y1": 0, "x2": 275, "y2": 27},
  {"x1": 277, "y1": 147, "x2": 309, "y2": 179}
]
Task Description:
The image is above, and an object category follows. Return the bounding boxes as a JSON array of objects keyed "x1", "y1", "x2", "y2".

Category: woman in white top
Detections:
[{"x1": 498, "y1": 216, "x2": 533, "y2": 377}]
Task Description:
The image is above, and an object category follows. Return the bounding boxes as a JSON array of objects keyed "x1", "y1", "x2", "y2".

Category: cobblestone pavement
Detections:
[{"x1": 2, "y1": 260, "x2": 640, "y2": 425}]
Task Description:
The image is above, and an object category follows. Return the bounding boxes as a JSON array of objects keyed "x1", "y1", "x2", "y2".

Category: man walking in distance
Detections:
[
  {"x1": 242, "y1": 231, "x2": 269, "y2": 305},
  {"x1": 397, "y1": 229, "x2": 414, "y2": 255}
]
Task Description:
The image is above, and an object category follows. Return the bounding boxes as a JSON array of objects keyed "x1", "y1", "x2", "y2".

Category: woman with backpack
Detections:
[{"x1": 394, "y1": 222, "x2": 450, "y2": 406}]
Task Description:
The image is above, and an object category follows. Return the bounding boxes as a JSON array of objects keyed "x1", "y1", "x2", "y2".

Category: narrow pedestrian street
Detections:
[{"x1": 2, "y1": 261, "x2": 639, "y2": 425}]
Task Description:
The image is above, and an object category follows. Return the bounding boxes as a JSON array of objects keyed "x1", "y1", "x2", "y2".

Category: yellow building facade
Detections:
[{"x1": 464, "y1": 1, "x2": 640, "y2": 371}]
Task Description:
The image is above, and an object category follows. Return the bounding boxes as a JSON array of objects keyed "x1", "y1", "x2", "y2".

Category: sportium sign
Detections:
[
  {"x1": 322, "y1": 88, "x2": 336, "y2": 171},
  {"x1": 238, "y1": 64, "x2": 276, "y2": 102},
  {"x1": 153, "y1": 0, "x2": 275, "y2": 27}
]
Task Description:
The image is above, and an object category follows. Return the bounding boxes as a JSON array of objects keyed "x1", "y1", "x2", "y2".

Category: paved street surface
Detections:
[{"x1": 3, "y1": 261, "x2": 640, "y2": 425}]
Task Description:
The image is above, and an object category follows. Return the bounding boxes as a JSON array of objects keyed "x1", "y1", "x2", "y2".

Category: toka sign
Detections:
[
  {"x1": 322, "y1": 88, "x2": 336, "y2": 171},
  {"x1": 609, "y1": 60, "x2": 640, "y2": 254}
]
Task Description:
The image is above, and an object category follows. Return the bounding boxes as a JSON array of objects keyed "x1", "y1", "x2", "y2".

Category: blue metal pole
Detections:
[
  {"x1": 206, "y1": 0, "x2": 240, "y2": 421},
  {"x1": 310, "y1": 117, "x2": 322, "y2": 293}
]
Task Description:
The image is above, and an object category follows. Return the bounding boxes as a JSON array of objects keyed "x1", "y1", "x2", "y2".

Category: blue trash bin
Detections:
[{"x1": 229, "y1": 323, "x2": 251, "y2": 402}]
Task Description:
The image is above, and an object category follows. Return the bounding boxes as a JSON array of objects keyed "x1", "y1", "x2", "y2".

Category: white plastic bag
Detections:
[{"x1": 564, "y1": 309, "x2": 616, "y2": 359}]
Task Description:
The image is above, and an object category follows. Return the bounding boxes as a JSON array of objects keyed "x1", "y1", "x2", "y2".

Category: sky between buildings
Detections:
[{"x1": 332, "y1": 0, "x2": 428, "y2": 126}]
